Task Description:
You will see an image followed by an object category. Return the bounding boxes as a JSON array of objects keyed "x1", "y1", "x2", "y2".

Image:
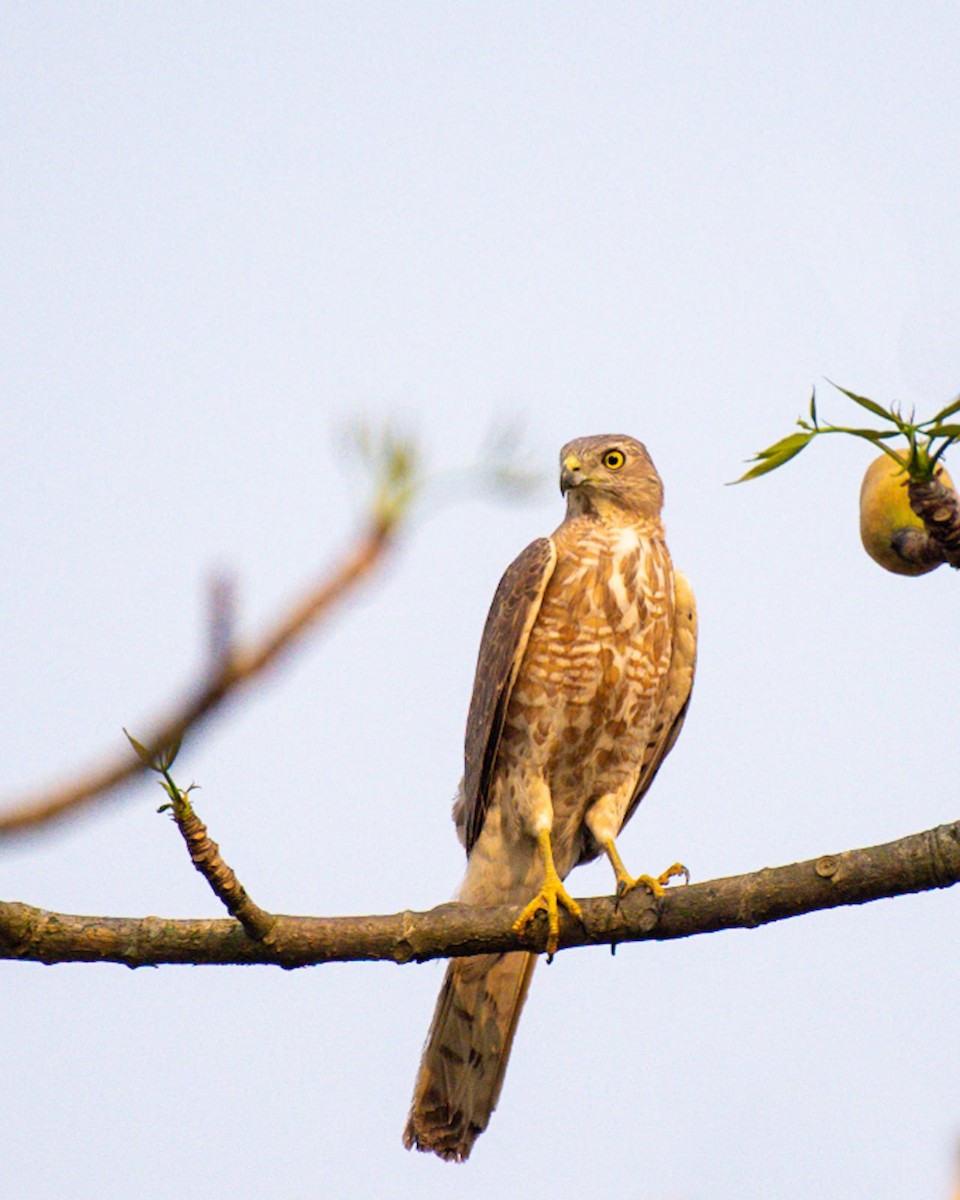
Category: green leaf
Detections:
[
  {"x1": 809, "y1": 387, "x2": 818, "y2": 429},
  {"x1": 839, "y1": 427, "x2": 901, "y2": 440},
  {"x1": 158, "y1": 776, "x2": 180, "y2": 804},
  {"x1": 733, "y1": 455, "x2": 795, "y2": 483},
  {"x1": 156, "y1": 736, "x2": 182, "y2": 772},
  {"x1": 840, "y1": 428, "x2": 906, "y2": 453},
  {"x1": 922, "y1": 424, "x2": 960, "y2": 439},
  {"x1": 124, "y1": 729, "x2": 155, "y2": 767},
  {"x1": 875, "y1": 443, "x2": 909, "y2": 469},
  {"x1": 827, "y1": 381, "x2": 896, "y2": 423},
  {"x1": 750, "y1": 431, "x2": 814, "y2": 461},
  {"x1": 732, "y1": 433, "x2": 813, "y2": 482},
  {"x1": 930, "y1": 394, "x2": 960, "y2": 423}
]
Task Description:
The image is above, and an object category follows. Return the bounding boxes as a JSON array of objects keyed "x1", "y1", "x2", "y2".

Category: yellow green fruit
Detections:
[{"x1": 859, "y1": 454, "x2": 953, "y2": 575}]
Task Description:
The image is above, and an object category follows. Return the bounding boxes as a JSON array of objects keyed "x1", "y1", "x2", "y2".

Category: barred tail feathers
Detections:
[{"x1": 403, "y1": 950, "x2": 536, "y2": 1162}]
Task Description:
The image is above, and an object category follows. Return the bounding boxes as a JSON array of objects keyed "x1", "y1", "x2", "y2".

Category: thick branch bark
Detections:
[
  {"x1": 0, "y1": 519, "x2": 394, "y2": 841},
  {"x1": 2, "y1": 818, "x2": 957, "y2": 968},
  {"x1": 885, "y1": 466, "x2": 960, "y2": 570},
  {"x1": 909, "y1": 470, "x2": 960, "y2": 568}
]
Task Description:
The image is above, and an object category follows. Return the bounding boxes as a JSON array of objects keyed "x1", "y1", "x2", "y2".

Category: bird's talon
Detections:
[
  {"x1": 512, "y1": 875, "x2": 583, "y2": 958},
  {"x1": 658, "y1": 861, "x2": 690, "y2": 887},
  {"x1": 613, "y1": 860, "x2": 689, "y2": 899}
]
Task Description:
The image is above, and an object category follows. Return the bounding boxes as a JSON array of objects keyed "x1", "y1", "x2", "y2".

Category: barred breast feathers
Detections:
[{"x1": 515, "y1": 514, "x2": 674, "y2": 715}]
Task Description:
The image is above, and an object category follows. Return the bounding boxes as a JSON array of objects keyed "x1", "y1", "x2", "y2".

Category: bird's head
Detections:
[{"x1": 558, "y1": 434, "x2": 664, "y2": 522}]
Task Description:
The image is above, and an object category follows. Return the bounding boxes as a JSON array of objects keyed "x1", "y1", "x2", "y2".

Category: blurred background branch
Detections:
[
  {"x1": 0, "y1": 517, "x2": 397, "y2": 842},
  {"x1": 0, "y1": 424, "x2": 540, "y2": 844}
]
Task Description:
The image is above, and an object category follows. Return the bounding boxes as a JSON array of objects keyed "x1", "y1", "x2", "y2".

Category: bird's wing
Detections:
[
  {"x1": 458, "y1": 536, "x2": 557, "y2": 854},
  {"x1": 621, "y1": 568, "x2": 697, "y2": 830}
]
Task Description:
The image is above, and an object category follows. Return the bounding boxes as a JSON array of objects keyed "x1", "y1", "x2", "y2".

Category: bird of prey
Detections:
[{"x1": 403, "y1": 433, "x2": 697, "y2": 1162}]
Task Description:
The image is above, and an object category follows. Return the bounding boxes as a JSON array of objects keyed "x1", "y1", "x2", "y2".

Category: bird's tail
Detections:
[{"x1": 403, "y1": 949, "x2": 537, "y2": 1161}]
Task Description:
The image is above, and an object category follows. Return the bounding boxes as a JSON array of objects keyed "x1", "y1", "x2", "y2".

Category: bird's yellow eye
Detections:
[{"x1": 602, "y1": 449, "x2": 626, "y2": 470}]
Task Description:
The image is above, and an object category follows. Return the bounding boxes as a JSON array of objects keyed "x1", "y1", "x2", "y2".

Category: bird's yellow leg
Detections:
[
  {"x1": 601, "y1": 837, "x2": 690, "y2": 898},
  {"x1": 512, "y1": 828, "x2": 583, "y2": 957}
]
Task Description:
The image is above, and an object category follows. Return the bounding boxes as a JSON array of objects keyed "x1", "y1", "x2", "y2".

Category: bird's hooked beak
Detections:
[{"x1": 560, "y1": 454, "x2": 584, "y2": 494}]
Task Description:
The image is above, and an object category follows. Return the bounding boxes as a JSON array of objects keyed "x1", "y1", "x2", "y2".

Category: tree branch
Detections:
[
  {"x1": 2, "y1": 817, "x2": 957, "y2": 968},
  {"x1": 0, "y1": 517, "x2": 396, "y2": 842},
  {"x1": 163, "y1": 782, "x2": 276, "y2": 944},
  {"x1": 909, "y1": 470, "x2": 960, "y2": 568}
]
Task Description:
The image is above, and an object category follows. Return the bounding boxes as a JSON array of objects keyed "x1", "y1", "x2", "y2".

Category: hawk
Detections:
[{"x1": 403, "y1": 434, "x2": 697, "y2": 1162}]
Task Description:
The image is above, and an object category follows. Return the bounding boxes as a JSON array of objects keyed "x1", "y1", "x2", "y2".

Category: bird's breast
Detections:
[{"x1": 502, "y1": 520, "x2": 674, "y2": 768}]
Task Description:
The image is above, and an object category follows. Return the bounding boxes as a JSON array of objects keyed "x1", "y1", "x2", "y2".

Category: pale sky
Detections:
[{"x1": 3, "y1": 5, "x2": 960, "y2": 1198}]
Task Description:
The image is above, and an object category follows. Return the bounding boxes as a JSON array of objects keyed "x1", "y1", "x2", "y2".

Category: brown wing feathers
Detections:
[
  {"x1": 460, "y1": 537, "x2": 557, "y2": 852},
  {"x1": 619, "y1": 568, "x2": 697, "y2": 834}
]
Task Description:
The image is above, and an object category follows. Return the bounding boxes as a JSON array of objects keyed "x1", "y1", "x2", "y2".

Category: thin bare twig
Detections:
[
  {"x1": 1, "y1": 817, "x2": 956, "y2": 967},
  {"x1": 134, "y1": 748, "x2": 276, "y2": 943},
  {"x1": 171, "y1": 797, "x2": 274, "y2": 941}
]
